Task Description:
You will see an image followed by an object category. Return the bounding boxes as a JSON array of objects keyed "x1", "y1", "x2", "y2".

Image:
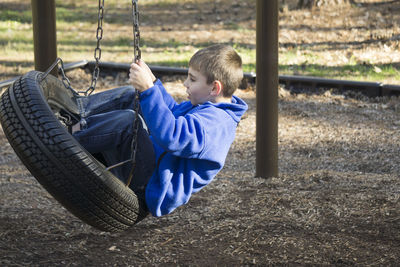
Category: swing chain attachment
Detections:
[
  {"x1": 40, "y1": 57, "x2": 79, "y2": 97},
  {"x1": 39, "y1": 1, "x2": 104, "y2": 97},
  {"x1": 85, "y1": 0, "x2": 105, "y2": 96}
]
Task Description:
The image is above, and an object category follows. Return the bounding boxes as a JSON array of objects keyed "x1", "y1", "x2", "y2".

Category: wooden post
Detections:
[
  {"x1": 31, "y1": 0, "x2": 58, "y2": 76},
  {"x1": 256, "y1": 0, "x2": 279, "y2": 178}
]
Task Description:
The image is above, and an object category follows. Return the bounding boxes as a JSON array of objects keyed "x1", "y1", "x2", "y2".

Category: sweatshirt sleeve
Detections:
[
  {"x1": 139, "y1": 84, "x2": 205, "y2": 158},
  {"x1": 154, "y1": 79, "x2": 177, "y2": 110}
]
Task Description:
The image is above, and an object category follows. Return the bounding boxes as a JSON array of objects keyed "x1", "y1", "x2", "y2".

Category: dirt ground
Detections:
[{"x1": 2, "y1": 0, "x2": 400, "y2": 266}]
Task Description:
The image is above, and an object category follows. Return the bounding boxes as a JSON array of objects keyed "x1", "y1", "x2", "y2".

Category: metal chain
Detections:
[
  {"x1": 125, "y1": 0, "x2": 142, "y2": 188},
  {"x1": 59, "y1": 61, "x2": 76, "y2": 95},
  {"x1": 84, "y1": 0, "x2": 105, "y2": 96},
  {"x1": 132, "y1": 0, "x2": 141, "y2": 62},
  {"x1": 42, "y1": 2, "x2": 104, "y2": 97},
  {"x1": 40, "y1": 57, "x2": 79, "y2": 97},
  {"x1": 89, "y1": 0, "x2": 143, "y2": 188}
]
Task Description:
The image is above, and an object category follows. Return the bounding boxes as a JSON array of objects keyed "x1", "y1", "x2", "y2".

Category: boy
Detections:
[{"x1": 73, "y1": 44, "x2": 248, "y2": 217}]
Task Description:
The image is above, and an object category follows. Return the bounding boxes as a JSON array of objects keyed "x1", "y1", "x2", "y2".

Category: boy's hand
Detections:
[
  {"x1": 129, "y1": 60, "x2": 154, "y2": 92},
  {"x1": 137, "y1": 59, "x2": 156, "y2": 82}
]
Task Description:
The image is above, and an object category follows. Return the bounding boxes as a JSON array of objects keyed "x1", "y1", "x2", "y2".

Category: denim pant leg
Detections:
[
  {"x1": 77, "y1": 85, "x2": 139, "y2": 119},
  {"x1": 73, "y1": 92, "x2": 155, "y2": 200}
]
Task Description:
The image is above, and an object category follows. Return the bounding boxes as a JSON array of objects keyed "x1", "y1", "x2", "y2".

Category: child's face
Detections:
[{"x1": 183, "y1": 68, "x2": 214, "y2": 105}]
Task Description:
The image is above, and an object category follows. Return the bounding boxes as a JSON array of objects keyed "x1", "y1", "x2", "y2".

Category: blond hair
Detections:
[{"x1": 189, "y1": 44, "x2": 243, "y2": 97}]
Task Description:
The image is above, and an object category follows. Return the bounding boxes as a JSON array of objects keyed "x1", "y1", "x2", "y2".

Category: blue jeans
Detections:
[{"x1": 72, "y1": 86, "x2": 156, "y2": 201}]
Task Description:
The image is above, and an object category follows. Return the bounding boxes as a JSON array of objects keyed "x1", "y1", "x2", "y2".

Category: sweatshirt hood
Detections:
[{"x1": 209, "y1": 95, "x2": 248, "y2": 123}]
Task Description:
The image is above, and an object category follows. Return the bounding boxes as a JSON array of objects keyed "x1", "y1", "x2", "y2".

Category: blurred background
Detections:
[{"x1": 0, "y1": 0, "x2": 399, "y2": 85}]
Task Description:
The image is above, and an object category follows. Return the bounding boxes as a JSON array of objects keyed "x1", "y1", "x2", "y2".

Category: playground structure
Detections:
[{"x1": 31, "y1": 0, "x2": 279, "y2": 178}]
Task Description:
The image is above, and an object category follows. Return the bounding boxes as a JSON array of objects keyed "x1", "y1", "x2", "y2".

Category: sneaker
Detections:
[{"x1": 40, "y1": 74, "x2": 81, "y2": 134}]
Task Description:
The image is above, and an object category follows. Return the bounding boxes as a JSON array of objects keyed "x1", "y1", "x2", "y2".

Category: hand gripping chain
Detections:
[
  {"x1": 125, "y1": 0, "x2": 142, "y2": 187},
  {"x1": 107, "y1": 0, "x2": 142, "y2": 188}
]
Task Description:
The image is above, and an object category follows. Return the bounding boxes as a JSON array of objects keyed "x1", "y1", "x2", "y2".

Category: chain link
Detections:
[
  {"x1": 40, "y1": 57, "x2": 79, "y2": 97},
  {"x1": 84, "y1": 0, "x2": 105, "y2": 96},
  {"x1": 125, "y1": 0, "x2": 142, "y2": 188},
  {"x1": 59, "y1": 62, "x2": 74, "y2": 93},
  {"x1": 132, "y1": 0, "x2": 141, "y2": 62}
]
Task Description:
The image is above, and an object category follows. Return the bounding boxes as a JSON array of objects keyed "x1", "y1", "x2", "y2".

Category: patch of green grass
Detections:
[
  {"x1": 141, "y1": 38, "x2": 188, "y2": 49},
  {"x1": 142, "y1": 50, "x2": 193, "y2": 67},
  {"x1": 280, "y1": 49, "x2": 298, "y2": 63},
  {"x1": 1, "y1": 0, "x2": 398, "y2": 85},
  {"x1": 0, "y1": 21, "x2": 32, "y2": 55},
  {"x1": 147, "y1": 59, "x2": 189, "y2": 67},
  {"x1": 56, "y1": 7, "x2": 95, "y2": 23},
  {"x1": 243, "y1": 63, "x2": 255, "y2": 73},
  {"x1": 279, "y1": 63, "x2": 400, "y2": 82},
  {"x1": 139, "y1": 0, "x2": 186, "y2": 7},
  {"x1": 0, "y1": 20, "x2": 24, "y2": 32},
  {"x1": 224, "y1": 22, "x2": 241, "y2": 30},
  {"x1": 0, "y1": 10, "x2": 31, "y2": 23},
  {"x1": 114, "y1": 37, "x2": 131, "y2": 47},
  {"x1": 233, "y1": 44, "x2": 255, "y2": 70},
  {"x1": 278, "y1": 48, "x2": 400, "y2": 83}
]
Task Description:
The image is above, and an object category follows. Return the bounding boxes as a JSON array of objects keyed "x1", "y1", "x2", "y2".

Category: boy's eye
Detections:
[{"x1": 190, "y1": 78, "x2": 195, "y2": 82}]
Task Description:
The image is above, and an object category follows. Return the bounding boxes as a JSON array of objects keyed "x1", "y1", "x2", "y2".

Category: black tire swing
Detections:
[{"x1": 0, "y1": 1, "x2": 145, "y2": 232}]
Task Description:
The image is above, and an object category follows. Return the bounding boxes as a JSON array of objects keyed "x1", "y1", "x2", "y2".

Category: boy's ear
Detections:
[{"x1": 211, "y1": 80, "x2": 223, "y2": 96}]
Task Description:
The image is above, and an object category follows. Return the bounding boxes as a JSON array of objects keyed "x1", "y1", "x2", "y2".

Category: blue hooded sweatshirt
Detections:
[{"x1": 139, "y1": 80, "x2": 248, "y2": 217}]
